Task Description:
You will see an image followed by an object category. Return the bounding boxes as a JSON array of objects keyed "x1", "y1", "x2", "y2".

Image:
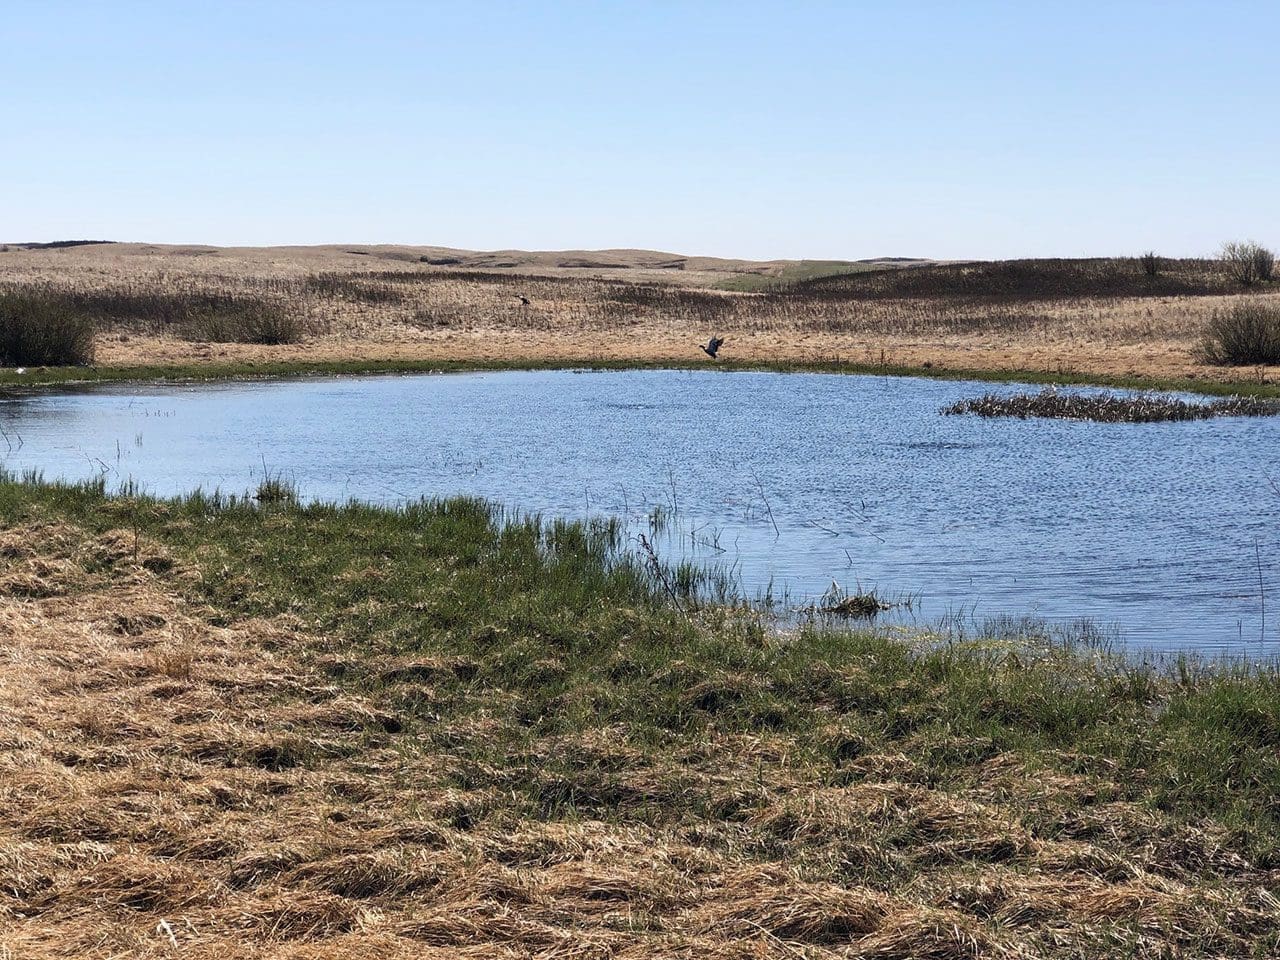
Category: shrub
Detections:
[
  {"x1": 0, "y1": 289, "x2": 96, "y2": 365},
  {"x1": 1221, "y1": 240, "x2": 1276, "y2": 286},
  {"x1": 1255, "y1": 245, "x2": 1276, "y2": 283},
  {"x1": 1139, "y1": 251, "x2": 1160, "y2": 277},
  {"x1": 1198, "y1": 299, "x2": 1280, "y2": 365},
  {"x1": 302, "y1": 273, "x2": 403, "y2": 304},
  {"x1": 183, "y1": 299, "x2": 302, "y2": 345}
]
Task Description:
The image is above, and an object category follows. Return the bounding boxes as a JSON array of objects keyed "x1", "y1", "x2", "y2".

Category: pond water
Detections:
[{"x1": 1, "y1": 369, "x2": 1277, "y2": 656}]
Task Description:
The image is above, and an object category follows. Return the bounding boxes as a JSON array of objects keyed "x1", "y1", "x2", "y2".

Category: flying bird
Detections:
[
  {"x1": 701, "y1": 336, "x2": 726, "y2": 359},
  {"x1": 515, "y1": 295, "x2": 531, "y2": 306}
]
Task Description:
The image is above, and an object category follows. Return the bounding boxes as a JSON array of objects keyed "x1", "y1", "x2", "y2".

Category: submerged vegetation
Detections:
[
  {"x1": 3, "y1": 471, "x2": 1280, "y2": 957},
  {"x1": 943, "y1": 388, "x2": 1280, "y2": 422}
]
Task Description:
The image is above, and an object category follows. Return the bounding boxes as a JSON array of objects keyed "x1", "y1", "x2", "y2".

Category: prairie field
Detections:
[{"x1": 2, "y1": 241, "x2": 1279, "y2": 384}]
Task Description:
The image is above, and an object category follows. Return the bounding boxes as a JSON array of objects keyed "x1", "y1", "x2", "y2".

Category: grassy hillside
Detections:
[
  {"x1": 3, "y1": 241, "x2": 1279, "y2": 386},
  {"x1": 788, "y1": 257, "x2": 1235, "y2": 301}
]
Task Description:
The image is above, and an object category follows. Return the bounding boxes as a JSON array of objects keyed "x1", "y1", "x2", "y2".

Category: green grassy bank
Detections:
[
  {"x1": 6, "y1": 471, "x2": 1280, "y2": 955},
  {"x1": 3, "y1": 355, "x2": 1280, "y2": 399},
  {"x1": 9, "y1": 471, "x2": 1280, "y2": 858}
]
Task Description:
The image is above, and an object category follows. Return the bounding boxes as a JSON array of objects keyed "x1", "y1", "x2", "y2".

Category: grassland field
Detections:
[
  {"x1": 3, "y1": 242, "x2": 1280, "y2": 958},
  {"x1": 2, "y1": 241, "x2": 1279, "y2": 387}
]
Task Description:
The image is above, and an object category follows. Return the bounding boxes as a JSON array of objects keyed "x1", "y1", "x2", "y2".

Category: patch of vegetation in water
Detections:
[
  {"x1": 808, "y1": 581, "x2": 899, "y2": 618},
  {"x1": 943, "y1": 388, "x2": 1280, "y2": 423}
]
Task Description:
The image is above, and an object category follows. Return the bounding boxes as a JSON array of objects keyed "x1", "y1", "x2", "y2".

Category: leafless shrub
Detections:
[
  {"x1": 1198, "y1": 299, "x2": 1280, "y2": 365},
  {"x1": 1221, "y1": 240, "x2": 1276, "y2": 286},
  {"x1": 1255, "y1": 246, "x2": 1276, "y2": 283}
]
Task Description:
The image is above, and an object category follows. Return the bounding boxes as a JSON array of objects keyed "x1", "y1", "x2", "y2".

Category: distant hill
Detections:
[
  {"x1": 4, "y1": 239, "x2": 117, "y2": 250},
  {"x1": 0, "y1": 241, "x2": 933, "y2": 287}
]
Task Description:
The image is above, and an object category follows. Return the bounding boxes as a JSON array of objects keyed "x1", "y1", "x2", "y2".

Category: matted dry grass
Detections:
[{"x1": 2, "y1": 522, "x2": 1278, "y2": 957}]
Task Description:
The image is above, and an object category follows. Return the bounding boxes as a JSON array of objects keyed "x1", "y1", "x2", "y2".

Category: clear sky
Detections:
[{"x1": 5, "y1": 1, "x2": 1277, "y2": 260}]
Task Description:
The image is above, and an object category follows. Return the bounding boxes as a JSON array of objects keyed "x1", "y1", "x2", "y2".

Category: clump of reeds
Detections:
[
  {"x1": 817, "y1": 581, "x2": 893, "y2": 618},
  {"x1": 0, "y1": 283, "x2": 305, "y2": 347},
  {"x1": 254, "y1": 472, "x2": 298, "y2": 505},
  {"x1": 0, "y1": 289, "x2": 96, "y2": 366},
  {"x1": 1198, "y1": 299, "x2": 1280, "y2": 365},
  {"x1": 184, "y1": 297, "x2": 301, "y2": 345},
  {"x1": 943, "y1": 388, "x2": 1280, "y2": 422},
  {"x1": 302, "y1": 273, "x2": 405, "y2": 304}
]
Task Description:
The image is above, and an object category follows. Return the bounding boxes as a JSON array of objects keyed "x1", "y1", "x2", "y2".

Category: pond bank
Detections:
[
  {"x1": 3, "y1": 474, "x2": 1280, "y2": 957},
  {"x1": 4, "y1": 353, "x2": 1280, "y2": 399}
]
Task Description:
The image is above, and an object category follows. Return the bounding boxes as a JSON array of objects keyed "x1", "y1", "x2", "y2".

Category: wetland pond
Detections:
[{"x1": 1, "y1": 368, "x2": 1277, "y2": 656}]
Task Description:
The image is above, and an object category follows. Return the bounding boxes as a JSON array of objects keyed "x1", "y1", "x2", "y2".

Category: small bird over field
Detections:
[
  {"x1": 701, "y1": 336, "x2": 725, "y2": 359},
  {"x1": 515, "y1": 295, "x2": 531, "y2": 306}
]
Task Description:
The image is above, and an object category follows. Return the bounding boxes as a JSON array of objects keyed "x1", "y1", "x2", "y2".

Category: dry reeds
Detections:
[
  {"x1": 0, "y1": 281, "x2": 304, "y2": 347},
  {"x1": 3, "y1": 248, "x2": 1266, "y2": 366},
  {"x1": 943, "y1": 388, "x2": 1280, "y2": 422},
  {"x1": 0, "y1": 288, "x2": 96, "y2": 365}
]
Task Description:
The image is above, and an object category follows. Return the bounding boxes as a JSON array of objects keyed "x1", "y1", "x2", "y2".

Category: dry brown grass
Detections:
[
  {"x1": 2, "y1": 520, "x2": 1278, "y2": 958},
  {"x1": 4, "y1": 242, "x2": 1279, "y2": 383}
]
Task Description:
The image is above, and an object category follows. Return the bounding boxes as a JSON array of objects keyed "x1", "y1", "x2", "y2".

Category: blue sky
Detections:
[{"x1": 5, "y1": 1, "x2": 1277, "y2": 259}]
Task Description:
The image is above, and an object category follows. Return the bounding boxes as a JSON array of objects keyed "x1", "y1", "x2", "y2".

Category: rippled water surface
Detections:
[{"x1": 2, "y1": 369, "x2": 1277, "y2": 654}]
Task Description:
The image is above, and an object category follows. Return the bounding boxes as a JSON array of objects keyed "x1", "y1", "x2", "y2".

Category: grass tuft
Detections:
[{"x1": 253, "y1": 472, "x2": 299, "y2": 505}]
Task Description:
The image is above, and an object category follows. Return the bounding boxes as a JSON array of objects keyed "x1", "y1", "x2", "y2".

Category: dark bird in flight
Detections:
[
  {"x1": 516, "y1": 295, "x2": 531, "y2": 306},
  {"x1": 701, "y1": 336, "x2": 726, "y2": 359}
]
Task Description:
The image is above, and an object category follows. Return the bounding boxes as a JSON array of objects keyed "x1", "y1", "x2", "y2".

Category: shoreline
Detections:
[{"x1": 5, "y1": 353, "x2": 1280, "y2": 399}]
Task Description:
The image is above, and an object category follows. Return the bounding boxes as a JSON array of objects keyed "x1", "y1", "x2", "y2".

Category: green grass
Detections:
[
  {"x1": 716, "y1": 260, "x2": 881, "y2": 292},
  {"x1": 6, "y1": 470, "x2": 1280, "y2": 866},
  {"x1": 3, "y1": 355, "x2": 1280, "y2": 399}
]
